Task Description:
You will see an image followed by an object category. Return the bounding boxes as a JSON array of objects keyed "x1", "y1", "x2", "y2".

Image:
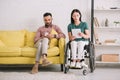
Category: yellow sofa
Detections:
[{"x1": 0, "y1": 30, "x2": 65, "y2": 70}]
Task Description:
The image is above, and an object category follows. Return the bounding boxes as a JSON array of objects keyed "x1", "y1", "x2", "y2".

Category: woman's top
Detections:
[{"x1": 68, "y1": 22, "x2": 89, "y2": 41}]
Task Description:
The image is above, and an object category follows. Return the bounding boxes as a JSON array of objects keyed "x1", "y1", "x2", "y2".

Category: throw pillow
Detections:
[
  {"x1": 49, "y1": 28, "x2": 58, "y2": 48},
  {"x1": 0, "y1": 40, "x2": 6, "y2": 47},
  {"x1": 25, "y1": 30, "x2": 35, "y2": 47}
]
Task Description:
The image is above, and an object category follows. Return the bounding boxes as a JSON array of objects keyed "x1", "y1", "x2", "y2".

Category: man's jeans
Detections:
[{"x1": 34, "y1": 38, "x2": 49, "y2": 62}]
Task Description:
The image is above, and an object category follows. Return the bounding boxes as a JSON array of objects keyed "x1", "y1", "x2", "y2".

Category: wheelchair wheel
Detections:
[
  {"x1": 64, "y1": 66, "x2": 69, "y2": 74},
  {"x1": 64, "y1": 55, "x2": 70, "y2": 74},
  {"x1": 89, "y1": 42, "x2": 95, "y2": 73},
  {"x1": 64, "y1": 42, "x2": 70, "y2": 74},
  {"x1": 83, "y1": 69, "x2": 88, "y2": 76}
]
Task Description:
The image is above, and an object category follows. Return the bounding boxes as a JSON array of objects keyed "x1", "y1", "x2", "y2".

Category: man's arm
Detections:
[
  {"x1": 34, "y1": 28, "x2": 41, "y2": 43},
  {"x1": 54, "y1": 25, "x2": 66, "y2": 39}
]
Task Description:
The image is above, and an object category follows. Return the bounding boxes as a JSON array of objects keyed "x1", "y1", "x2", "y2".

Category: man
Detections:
[{"x1": 31, "y1": 12, "x2": 66, "y2": 74}]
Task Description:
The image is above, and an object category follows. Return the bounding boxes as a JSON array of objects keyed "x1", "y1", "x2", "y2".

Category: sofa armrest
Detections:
[{"x1": 58, "y1": 38, "x2": 65, "y2": 64}]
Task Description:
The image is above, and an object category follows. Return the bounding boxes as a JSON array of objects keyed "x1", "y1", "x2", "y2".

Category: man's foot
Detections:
[
  {"x1": 42, "y1": 59, "x2": 52, "y2": 66},
  {"x1": 31, "y1": 64, "x2": 38, "y2": 74}
]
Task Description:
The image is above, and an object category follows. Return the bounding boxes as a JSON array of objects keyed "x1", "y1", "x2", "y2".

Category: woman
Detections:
[{"x1": 67, "y1": 9, "x2": 90, "y2": 68}]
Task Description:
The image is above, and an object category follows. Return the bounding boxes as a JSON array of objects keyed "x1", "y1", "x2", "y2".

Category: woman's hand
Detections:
[
  {"x1": 70, "y1": 36, "x2": 76, "y2": 41},
  {"x1": 78, "y1": 32, "x2": 84, "y2": 37}
]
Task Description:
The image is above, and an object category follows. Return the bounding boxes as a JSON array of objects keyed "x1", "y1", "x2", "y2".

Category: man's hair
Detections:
[{"x1": 43, "y1": 12, "x2": 52, "y2": 17}]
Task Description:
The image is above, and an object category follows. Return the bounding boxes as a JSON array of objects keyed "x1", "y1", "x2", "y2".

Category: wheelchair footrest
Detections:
[{"x1": 69, "y1": 66, "x2": 83, "y2": 69}]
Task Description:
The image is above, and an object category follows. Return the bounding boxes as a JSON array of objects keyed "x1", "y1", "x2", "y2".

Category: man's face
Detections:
[{"x1": 44, "y1": 15, "x2": 52, "y2": 27}]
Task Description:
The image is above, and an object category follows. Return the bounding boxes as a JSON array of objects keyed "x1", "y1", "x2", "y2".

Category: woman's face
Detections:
[{"x1": 72, "y1": 12, "x2": 80, "y2": 22}]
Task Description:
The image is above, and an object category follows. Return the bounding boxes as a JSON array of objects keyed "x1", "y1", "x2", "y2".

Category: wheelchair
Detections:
[{"x1": 64, "y1": 40, "x2": 95, "y2": 75}]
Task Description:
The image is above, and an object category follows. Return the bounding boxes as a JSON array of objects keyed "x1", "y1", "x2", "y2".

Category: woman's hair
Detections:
[{"x1": 71, "y1": 9, "x2": 82, "y2": 23}]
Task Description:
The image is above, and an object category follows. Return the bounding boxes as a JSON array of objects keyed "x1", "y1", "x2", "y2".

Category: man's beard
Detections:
[{"x1": 45, "y1": 23, "x2": 52, "y2": 27}]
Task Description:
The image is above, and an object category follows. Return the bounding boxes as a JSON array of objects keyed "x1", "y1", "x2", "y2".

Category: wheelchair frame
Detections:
[{"x1": 64, "y1": 40, "x2": 95, "y2": 75}]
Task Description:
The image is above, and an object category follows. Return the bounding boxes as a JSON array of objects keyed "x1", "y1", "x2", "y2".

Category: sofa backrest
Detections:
[
  {"x1": 25, "y1": 30, "x2": 35, "y2": 47},
  {"x1": 0, "y1": 30, "x2": 25, "y2": 47},
  {"x1": 0, "y1": 30, "x2": 59, "y2": 48}
]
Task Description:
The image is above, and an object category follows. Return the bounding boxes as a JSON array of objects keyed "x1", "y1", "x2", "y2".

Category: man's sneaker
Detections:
[
  {"x1": 70, "y1": 61, "x2": 76, "y2": 68},
  {"x1": 81, "y1": 61, "x2": 88, "y2": 68},
  {"x1": 76, "y1": 62, "x2": 82, "y2": 68}
]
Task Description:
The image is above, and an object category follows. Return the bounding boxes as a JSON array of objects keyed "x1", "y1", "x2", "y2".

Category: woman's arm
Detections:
[
  {"x1": 78, "y1": 29, "x2": 90, "y2": 39},
  {"x1": 68, "y1": 32, "x2": 76, "y2": 41}
]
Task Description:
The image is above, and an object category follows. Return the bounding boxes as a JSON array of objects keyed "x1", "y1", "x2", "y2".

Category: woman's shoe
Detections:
[
  {"x1": 76, "y1": 62, "x2": 82, "y2": 68},
  {"x1": 70, "y1": 61, "x2": 76, "y2": 68}
]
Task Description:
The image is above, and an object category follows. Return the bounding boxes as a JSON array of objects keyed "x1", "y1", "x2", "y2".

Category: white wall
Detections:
[{"x1": 0, "y1": 0, "x2": 91, "y2": 40}]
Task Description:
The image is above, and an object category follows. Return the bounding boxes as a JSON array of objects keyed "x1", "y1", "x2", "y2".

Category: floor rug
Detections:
[{"x1": 0, "y1": 72, "x2": 77, "y2": 80}]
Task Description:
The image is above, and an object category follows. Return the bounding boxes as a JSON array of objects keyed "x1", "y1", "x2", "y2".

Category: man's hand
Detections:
[{"x1": 46, "y1": 34, "x2": 54, "y2": 39}]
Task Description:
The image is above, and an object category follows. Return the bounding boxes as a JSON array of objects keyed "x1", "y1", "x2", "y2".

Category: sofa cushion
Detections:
[
  {"x1": 25, "y1": 30, "x2": 35, "y2": 47},
  {"x1": 49, "y1": 28, "x2": 58, "y2": 48},
  {"x1": 0, "y1": 30, "x2": 25, "y2": 47},
  {"x1": 49, "y1": 38, "x2": 58, "y2": 48},
  {"x1": 21, "y1": 47, "x2": 59, "y2": 57},
  {"x1": 21, "y1": 47, "x2": 36, "y2": 57},
  {"x1": 0, "y1": 40, "x2": 6, "y2": 47},
  {"x1": 0, "y1": 47, "x2": 21, "y2": 57},
  {"x1": 47, "y1": 47, "x2": 59, "y2": 57}
]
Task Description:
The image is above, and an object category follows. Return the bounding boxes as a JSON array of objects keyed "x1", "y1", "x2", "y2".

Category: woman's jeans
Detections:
[{"x1": 70, "y1": 40, "x2": 89, "y2": 60}]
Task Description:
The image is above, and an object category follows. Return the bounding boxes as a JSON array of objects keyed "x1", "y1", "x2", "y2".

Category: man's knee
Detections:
[
  {"x1": 34, "y1": 40, "x2": 41, "y2": 48},
  {"x1": 43, "y1": 38, "x2": 49, "y2": 41},
  {"x1": 42, "y1": 38, "x2": 49, "y2": 43}
]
